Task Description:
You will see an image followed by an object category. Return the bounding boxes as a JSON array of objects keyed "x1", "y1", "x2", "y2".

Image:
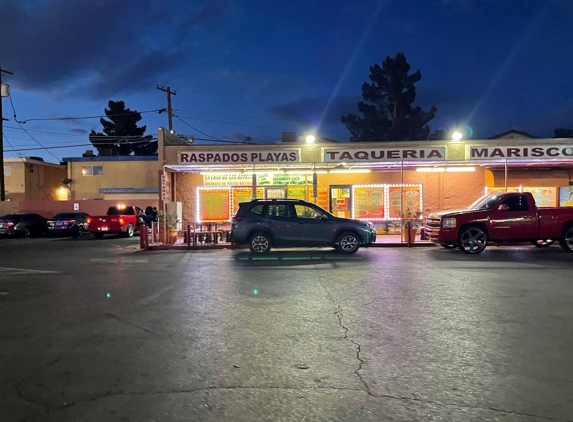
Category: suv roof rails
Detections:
[{"x1": 249, "y1": 198, "x2": 307, "y2": 202}]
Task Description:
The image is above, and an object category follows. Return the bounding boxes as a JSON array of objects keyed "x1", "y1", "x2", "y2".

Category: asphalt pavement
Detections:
[{"x1": 1, "y1": 236, "x2": 572, "y2": 422}]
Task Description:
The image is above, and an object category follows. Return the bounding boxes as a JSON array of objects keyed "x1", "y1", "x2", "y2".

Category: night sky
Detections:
[{"x1": 1, "y1": 0, "x2": 572, "y2": 163}]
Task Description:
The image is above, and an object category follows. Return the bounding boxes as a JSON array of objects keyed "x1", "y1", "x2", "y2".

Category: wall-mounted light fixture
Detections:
[
  {"x1": 329, "y1": 169, "x2": 371, "y2": 174},
  {"x1": 416, "y1": 167, "x2": 475, "y2": 173}
]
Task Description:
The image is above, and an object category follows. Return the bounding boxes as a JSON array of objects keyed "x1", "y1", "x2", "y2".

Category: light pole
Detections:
[{"x1": 0, "y1": 67, "x2": 14, "y2": 201}]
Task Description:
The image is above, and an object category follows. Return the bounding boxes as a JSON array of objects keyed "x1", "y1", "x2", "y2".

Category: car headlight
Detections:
[
  {"x1": 442, "y1": 217, "x2": 456, "y2": 228},
  {"x1": 366, "y1": 222, "x2": 375, "y2": 229}
]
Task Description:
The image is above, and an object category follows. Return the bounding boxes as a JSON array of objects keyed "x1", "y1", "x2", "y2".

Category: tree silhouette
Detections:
[
  {"x1": 554, "y1": 128, "x2": 573, "y2": 138},
  {"x1": 342, "y1": 53, "x2": 437, "y2": 142},
  {"x1": 89, "y1": 100, "x2": 156, "y2": 156}
]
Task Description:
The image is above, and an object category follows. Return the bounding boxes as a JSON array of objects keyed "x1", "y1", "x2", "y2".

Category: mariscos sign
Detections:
[
  {"x1": 323, "y1": 147, "x2": 446, "y2": 162},
  {"x1": 468, "y1": 145, "x2": 573, "y2": 160},
  {"x1": 179, "y1": 150, "x2": 299, "y2": 164}
]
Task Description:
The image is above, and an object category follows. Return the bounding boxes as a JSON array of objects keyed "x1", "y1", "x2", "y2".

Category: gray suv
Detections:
[{"x1": 230, "y1": 199, "x2": 376, "y2": 254}]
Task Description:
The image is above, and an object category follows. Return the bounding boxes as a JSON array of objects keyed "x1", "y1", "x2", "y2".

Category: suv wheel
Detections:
[
  {"x1": 336, "y1": 232, "x2": 360, "y2": 254},
  {"x1": 249, "y1": 232, "x2": 271, "y2": 254}
]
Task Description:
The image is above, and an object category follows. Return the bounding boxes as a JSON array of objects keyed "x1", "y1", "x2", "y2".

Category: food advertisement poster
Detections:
[
  {"x1": 353, "y1": 186, "x2": 385, "y2": 220},
  {"x1": 232, "y1": 187, "x2": 263, "y2": 213},
  {"x1": 287, "y1": 186, "x2": 307, "y2": 200},
  {"x1": 522, "y1": 187, "x2": 557, "y2": 207},
  {"x1": 199, "y1": 188, "x2": 231, "y2": 222},
  {"x1": 559, "y1": 187, "x2": 573, "y2": 207},
  {"x1": 388, "y1": 186, "x2": 421, "y2": 218},
  {"x1": 487, "y1": 187, "x2": 520, "y2": 195},
  {"x1": 309, "y1": 186, "x2": 329, "y2": 210}
]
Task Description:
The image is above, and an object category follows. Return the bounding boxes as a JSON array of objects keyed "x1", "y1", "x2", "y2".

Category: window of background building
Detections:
[
  {"x1": 4, "y1": 166, "x2": 11, "y2": 177},
  {"x1": 81, "y1": 165, "x2": 103, "y2": 176}
]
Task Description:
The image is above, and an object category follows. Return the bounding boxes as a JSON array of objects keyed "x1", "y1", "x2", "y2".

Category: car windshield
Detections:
[
  {"x1": 468, "y1": 194, "x2": 502, "y2": 210},
  {"x1": 53, "y1": 213, "x2": 79, "y2": 219}
]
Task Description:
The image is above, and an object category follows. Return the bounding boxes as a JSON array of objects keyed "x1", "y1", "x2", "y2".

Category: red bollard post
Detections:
[{"x1": 139, "y1": 224, "x2": 149, "y2": 249}]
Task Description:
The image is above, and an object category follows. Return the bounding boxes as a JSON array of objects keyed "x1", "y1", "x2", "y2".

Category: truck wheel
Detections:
[
  {"x1": 248, "y1": 232, "x2": 271, "y2": 254},
  {"x1": 458, "y1": 226, "x2": 487, "y2": 254},
  {"x1": 336, "y1": 231, "x2": 360, "y2": 254},
  {"x1": 93, "y1": 232, "x2": 104, "y2": 239},
  {"x1": 559, "y1": 224, "x2": 573, "y2": 252},
  {"x1": 122, "y1": 224, "x2": 134, "y2": 238},
  {"x1": 531, "y1": 239, "x2": 554, "y2": 247}
]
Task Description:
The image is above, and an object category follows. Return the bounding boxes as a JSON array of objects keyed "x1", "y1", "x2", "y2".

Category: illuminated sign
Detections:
[
  {"x1": 179, "y1": 150, "x2": 299, "y2": 164},
  {"x1": 323, "y1": 148, "x2": 445, "y2": 162},
  {"x1": 468, "y1": 145, "x2": 573, "y2": 160}
]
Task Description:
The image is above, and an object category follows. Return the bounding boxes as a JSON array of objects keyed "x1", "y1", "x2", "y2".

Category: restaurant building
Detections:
[{"x1": 158, "y1": 128, "x2": 573, "y2": 240}]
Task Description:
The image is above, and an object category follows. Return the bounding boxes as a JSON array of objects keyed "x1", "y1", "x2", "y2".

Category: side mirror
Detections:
[{"x1": 498, "y1": 204, "x2": 510, "y2": 211}]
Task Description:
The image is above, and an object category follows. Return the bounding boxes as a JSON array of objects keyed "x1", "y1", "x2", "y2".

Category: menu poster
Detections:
[
  {"x1": 388, "y1": 186, "x2": 421, "y2": 219},
  {"x1": 287, "y1": 186, "x2": 307, "y2": 200},
  {"x1": 559, "y1": 187, "x2": 573, "y2": 207},
  {"x1": 523, "y1": 187, "x2": 557, "y2": 208},
  {"x1": 353, "y1": 186, "x2": 385, "y2": 220},
  {"x1": 199, "y1": 188, "x2": 231, "y2": 222},
  {"x1": 310, "y1": 186, "x2": 329, "y2": 210},
  {"x1": 232, "y1": 187, "x2": 264, "y2": 214}
]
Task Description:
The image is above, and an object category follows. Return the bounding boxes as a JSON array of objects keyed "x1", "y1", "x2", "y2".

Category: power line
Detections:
[
  {"x1": 15, "y1": 109, "x2": 164, "y2": 124},
  {"x1": 174, "y1": 114, "x2": 224, "y2": 141}
]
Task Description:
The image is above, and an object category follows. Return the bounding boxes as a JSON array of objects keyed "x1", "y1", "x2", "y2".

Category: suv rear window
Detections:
[{"x1": 249, "y1": 204, "x2": 264, "y2": 215}]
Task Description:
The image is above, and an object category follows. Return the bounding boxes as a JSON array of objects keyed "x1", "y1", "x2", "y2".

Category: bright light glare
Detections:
[
  {"x1": 416, "y1": 168, "x2": 445, "y2": 173},
  {"x1": 305, "y1": 135, "x2": 316, "y2": 144},
  {"x1": 329, "y1": 169, "x2": 371, "y2": 174},
  {"x1": 445, "y1": 167, "x2": 475, "y2": 172},
  {"x1": 452, "y1": 131, "x2": 463, "y2": 141}
]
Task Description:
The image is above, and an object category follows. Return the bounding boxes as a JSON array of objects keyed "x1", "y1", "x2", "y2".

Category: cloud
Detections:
[
  {"x1": 268, "y1": 96, "x2": 361, "y2": 126},
  {"x1": 0, "y1": 0, "x2": 231, "y2": 98}
]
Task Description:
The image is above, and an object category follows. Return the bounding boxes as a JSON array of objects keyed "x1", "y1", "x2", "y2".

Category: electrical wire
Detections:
[
  {"x1": 15, "y1": 109, "x2": 165, "y2": 124},
  {"x1": 7, "y1": 95, "x2": 62, "y2": 161}
]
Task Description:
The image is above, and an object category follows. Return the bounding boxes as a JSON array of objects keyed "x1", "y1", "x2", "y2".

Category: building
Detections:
[{"x1": 158, "y1": 127, "x2": 573, "y2": 239}]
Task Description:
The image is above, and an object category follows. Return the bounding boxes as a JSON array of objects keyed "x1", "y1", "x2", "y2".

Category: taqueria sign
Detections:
[
  {"x1": 468, "y1": 145, "x2": 573, "y2": 160},
  {"x1": 323, "y1": 147, "x2": 446, "y2": 162}
]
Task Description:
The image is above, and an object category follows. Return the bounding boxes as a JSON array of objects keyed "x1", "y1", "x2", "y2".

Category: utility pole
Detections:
[
  {"x1": 0, "y1": 67, "x2": 14, "y2": 202},
  {"x1": 156, "y1": 85, "x2": 176, "y2": 131}
]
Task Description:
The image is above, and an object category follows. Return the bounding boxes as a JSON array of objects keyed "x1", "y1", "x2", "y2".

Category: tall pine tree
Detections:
[
  {"x1": 342, "y1": 53, "x2": 437, "y2": 142},
  {"x1": 89, "y1": 100, "x2": 156, "y2": 156}
]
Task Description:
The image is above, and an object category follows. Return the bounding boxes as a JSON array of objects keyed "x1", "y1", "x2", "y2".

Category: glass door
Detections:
[{"x1": 330, "y1": 185, "x2": 352, "y2": 218}]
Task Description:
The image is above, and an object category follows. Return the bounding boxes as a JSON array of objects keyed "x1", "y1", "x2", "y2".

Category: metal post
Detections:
[
  {"x1": 504, "y1": 159, "x2": 508, "y2": 192},
  {"x1": 0, "y1": 67, "x2": 14, "y2": 202}
]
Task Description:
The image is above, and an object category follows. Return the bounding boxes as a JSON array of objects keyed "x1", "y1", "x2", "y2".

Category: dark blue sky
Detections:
[{"x1": 1, "y1": 0, "x2": 572, "y2": 162}]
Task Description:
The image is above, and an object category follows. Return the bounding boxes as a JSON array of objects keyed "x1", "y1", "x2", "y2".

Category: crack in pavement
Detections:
[
  {"x1": 22, "y1": 386, "x2": 571, "y2": 422},
  {"x1": 315, "y1": 272, "x2": 570, "y2": 422},
  {"x1": 105, "y1": 313, "x2": 164, "y2": 337},
  {"x1": 317, "y1": 273, "x2": 373, "y2": 397}
]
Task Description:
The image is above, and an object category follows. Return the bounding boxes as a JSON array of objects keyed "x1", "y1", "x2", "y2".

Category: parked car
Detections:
[
  {"x1": 47, "y1": 212, "x2": 90, "y2": 237},
  {"x1": 230, "y1": 199, "x2": 376, "y2": 254},
  {"x1": 425, "y1": 191, "x2": 573, "y2": 254},
  {"x1": 0, "y1": 213, "x2": 48, "y2": 237},
  {"x1": 87, "y1": 205, "x2": 142, "y2": 239}
]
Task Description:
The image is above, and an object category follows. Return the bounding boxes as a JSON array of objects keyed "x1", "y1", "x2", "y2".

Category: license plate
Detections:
[
  {"x1": 56, "y1": 221, "x2": 63, "y2": 226},
  {"x1": 101, "y1": 227, "x2": 109, "y2": 231}
]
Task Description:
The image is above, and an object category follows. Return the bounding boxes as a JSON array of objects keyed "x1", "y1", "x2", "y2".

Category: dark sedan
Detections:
[
  {"x1": 47, "y1": 212, "x2": 90, "y2": 237},
  {"x1": 0, "y1": 213, "x2": 48, "y2": 237}
]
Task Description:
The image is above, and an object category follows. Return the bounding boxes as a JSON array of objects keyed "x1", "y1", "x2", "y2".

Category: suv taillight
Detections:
[{"x1": 231, "y1": 216, "x2": 242, "y2": 224}]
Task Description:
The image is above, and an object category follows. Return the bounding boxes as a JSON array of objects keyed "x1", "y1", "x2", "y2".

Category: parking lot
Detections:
[{"x1": 1, "y1": 236, "x2": 572, "y2": 421}]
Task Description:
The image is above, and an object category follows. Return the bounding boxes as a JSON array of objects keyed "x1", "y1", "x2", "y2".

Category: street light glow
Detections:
[
  {"x1": 305, "y1": 135, "x2": 315, "y2": 144},
  {"x1": 452, "y1": 131, "x2": 463, "y2": 142}
]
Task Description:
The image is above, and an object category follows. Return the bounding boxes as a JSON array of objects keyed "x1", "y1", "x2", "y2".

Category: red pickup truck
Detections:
[
  {"x1": 87, "y1": 205, "x2": 143, "y2": 239},
  {"x1": 425, "y1": 192, "x2": 573, "y2": 254}
]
